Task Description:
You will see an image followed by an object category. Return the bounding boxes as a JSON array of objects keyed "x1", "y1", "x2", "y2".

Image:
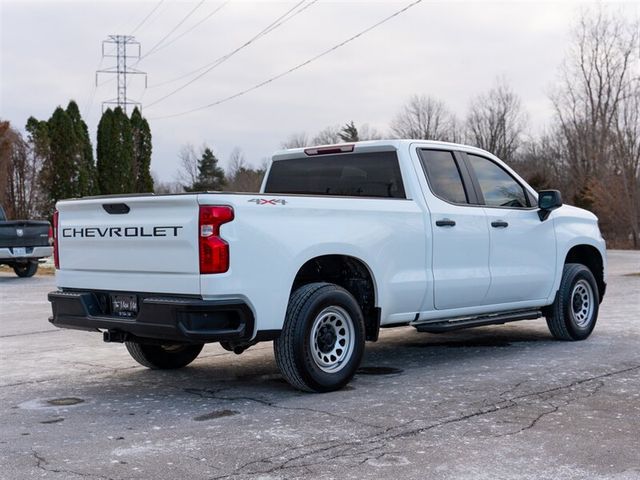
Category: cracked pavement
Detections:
[{"x1": 1, "y1": 250, "x2": 639, "y2": 479}]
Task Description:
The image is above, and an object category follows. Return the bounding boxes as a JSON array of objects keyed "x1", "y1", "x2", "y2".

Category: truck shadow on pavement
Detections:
[{"x1": 69, "y1": 324, "x2": 557, "y2": 399}]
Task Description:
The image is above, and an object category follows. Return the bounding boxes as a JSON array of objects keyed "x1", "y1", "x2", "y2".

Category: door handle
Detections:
[
  {"x1": 491, "y1": 220, "x2": 509, "y2": 228},
  {"x1": 435, "y1": 219, "x2": 456, "y2": 227}
]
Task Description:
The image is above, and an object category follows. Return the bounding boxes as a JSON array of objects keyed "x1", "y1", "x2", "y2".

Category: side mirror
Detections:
[{"x1": 538, "y1": 190, "x2": 563, "y2": 221}]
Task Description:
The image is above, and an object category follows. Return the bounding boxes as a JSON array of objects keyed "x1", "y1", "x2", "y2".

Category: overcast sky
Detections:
[{"x1": 1, "y1": 0, "x2": 639, "y2": 182}]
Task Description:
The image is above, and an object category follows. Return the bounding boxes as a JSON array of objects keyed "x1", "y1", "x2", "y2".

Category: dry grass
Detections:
[{"x1": 0, "y1": 264, "x2": 55, "y2": 276}]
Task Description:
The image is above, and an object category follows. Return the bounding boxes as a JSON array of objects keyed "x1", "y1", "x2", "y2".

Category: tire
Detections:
[
  {"x1": 546, "y1": 263, "x2": 599, "y2": 341},
  {"x1": 13, "y1": 261, "x2": 38, "y2": 278},
  {"x1": 125, "y1": 342, "x2": 204, "y2": 369},
  {"x1": 274, "y1": 282, "x2": 365, "y2": 393}
]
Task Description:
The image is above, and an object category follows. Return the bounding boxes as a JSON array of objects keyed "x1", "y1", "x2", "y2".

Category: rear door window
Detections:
[
  {"x1": 264, "y1": 151, "x2": 405, "y2": 198},
  {"x1": 418, "y1": 149, "x2": 469, "y2": 204}
]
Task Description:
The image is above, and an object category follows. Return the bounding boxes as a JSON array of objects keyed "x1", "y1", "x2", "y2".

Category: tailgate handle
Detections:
[{"x1": 103, "y1": 203, "x2": 130, "y2": 215}]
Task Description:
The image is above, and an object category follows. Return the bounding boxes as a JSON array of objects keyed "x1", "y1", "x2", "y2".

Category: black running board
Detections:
[{"x1": 414, "y1": 309, "x2": 542, "y2": 333}]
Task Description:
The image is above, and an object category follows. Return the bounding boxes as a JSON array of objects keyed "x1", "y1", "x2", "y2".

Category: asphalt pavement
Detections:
[{"x1": 1, "y1": 250, "x2": 639, "y2": 480}]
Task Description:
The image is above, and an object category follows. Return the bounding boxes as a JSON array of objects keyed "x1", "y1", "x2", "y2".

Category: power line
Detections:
[
  {"x1": 130, "y1": 0, "x2": 165, "y2": 35},
  {"x1": 82, "y1": 57, "x2": 105, "y2": 118},
  {"x1": 148, "y1": 0, "x2": 314, "y2": 90},
  {"x1": 97, "y1": 1, "x2": 206, "y2": 90},
  {"x1": 144, "y1": 0, "x2": 313, "y2": 103},
  {"x1": 149, "y1": 0, "x2": 423, "y2": 120},
  {"x1": 139, "y1": 0, "x2": 206, "y2": 61},
  {"x1": 142, "y1": 1, "x2": 229, "y2": 57}
]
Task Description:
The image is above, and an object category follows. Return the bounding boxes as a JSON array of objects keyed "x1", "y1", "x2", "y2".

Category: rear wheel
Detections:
[
  {"x1": 546, "y1": 263, "x2": 599, "y2": 341},
  {"x1": 13, "y1": 261, "x2": 38, "y2": 278},
  {"x1": 274, "y1": 282, "x2": 365, "y2": 393},
  {"x1": 125, "y1": 342, "x2": 204, "y2": 369}
]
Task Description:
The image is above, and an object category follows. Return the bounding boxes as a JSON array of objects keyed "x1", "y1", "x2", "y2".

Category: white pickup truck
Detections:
[{"x1": 49, "y1": 140, "x2": 607, "y2": 392}]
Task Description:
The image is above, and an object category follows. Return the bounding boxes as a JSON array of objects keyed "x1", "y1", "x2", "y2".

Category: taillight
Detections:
[
  {"x1": 199, "y1": 206, "x2": 234, "y2": 274},
  {"x1": 52, "y1": 210, "x2": 59, "y2": 269}
]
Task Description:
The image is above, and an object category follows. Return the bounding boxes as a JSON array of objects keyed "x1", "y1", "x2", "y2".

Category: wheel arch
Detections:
[
  {"x1": 290, "y1": 254, "x2": 380, "y2": 341},
  {"x1": 564, "y1": 244, "x2": 606, "y2": 301}
]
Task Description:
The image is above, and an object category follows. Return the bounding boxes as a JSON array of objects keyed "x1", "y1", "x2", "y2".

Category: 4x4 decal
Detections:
[{"x1": 248, "y1": 198, "x2": 287, "y2": 205}]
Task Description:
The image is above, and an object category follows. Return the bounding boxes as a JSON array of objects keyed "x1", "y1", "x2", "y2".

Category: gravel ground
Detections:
[{"x1": 0, "y1": 250, "x2": 639, "y2": 480}]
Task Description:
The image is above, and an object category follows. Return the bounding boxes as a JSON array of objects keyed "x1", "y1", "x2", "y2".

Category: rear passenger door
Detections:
[
  {"x1": 417, "y1": 149, "x2": 491, "y2": 310},
  {"x1": 464, "y1": 153, "x2": 556, "y2": 304}
]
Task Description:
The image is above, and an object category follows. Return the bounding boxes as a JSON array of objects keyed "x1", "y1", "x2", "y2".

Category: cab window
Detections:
[
  {"x1": 418, "y1": 150, "x2": 469, "y2": 204},
  {"x1": 467, "y1": 154, "x2": 529, "y2": 208}
]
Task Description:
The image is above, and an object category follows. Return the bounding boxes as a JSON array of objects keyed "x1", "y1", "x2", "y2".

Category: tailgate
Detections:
[
  {"x1": 56, "y1": 195, "x2": 200, "y2": 295},
  {"x1": 0, "y1": 221, "x2": 50, "y2": 248}
]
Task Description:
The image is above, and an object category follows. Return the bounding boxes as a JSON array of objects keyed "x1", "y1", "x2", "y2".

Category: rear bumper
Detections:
[
  {"x1": 48, "y1": 290, "x2": 255, "y2": 344},
  {"x1": 0, "y1": 246, "x2": 52, "y2": 261}
]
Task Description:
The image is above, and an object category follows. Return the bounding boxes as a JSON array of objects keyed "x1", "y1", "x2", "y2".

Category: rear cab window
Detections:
[
  {"x1": 417, "y1": 149, "x2": 470, "y2": 204},
  {"x1": 264, "y1": 151, "x2": 406, "y2": 198}
]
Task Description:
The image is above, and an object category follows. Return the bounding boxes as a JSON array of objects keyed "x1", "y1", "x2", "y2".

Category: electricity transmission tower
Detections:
[{"x1": 96, "y1": 35, "x2": 147, "y2": 113}]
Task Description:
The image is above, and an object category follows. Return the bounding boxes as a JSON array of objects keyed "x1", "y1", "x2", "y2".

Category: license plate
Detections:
[
  {"x1": 111, "y1": 294, "x2": 138, "y2": 317},
  {"x1": 13, "y1": 247, "x2": 27, "y2": 257}
]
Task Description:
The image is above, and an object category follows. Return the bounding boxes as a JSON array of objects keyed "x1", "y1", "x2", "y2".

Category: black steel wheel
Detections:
[
  {"x1": 125, "y1": 342, "x2": 204, "y2": 369},
  {"x1": 274, "y1": 282, "x2": 365, "y2": 393},
  {"x1": 546, "y1": 263, "x2": 599, "y2": 341},
  {"x1": 13, "y1": 261, "x2": 38, "y2": 278}
]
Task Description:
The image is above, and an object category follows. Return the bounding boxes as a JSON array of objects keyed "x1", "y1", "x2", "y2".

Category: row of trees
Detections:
[
  {"x1": 1, "y1": 8, "x2": 636, "y2": 247},
  {"x1": 162, "y1": 145, "x2": 267, "y2": 194},
  {"x1": 0, "y1": 103, "x2": 153, "y2": 219},
  {"x1": 276, "y1": 9, "x2": 639, "y2": 248}
]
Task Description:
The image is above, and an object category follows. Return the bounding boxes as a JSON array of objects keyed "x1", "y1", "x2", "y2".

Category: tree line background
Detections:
[{"x1": 0, "y1": 9, "x2": 638, "y2": 248}]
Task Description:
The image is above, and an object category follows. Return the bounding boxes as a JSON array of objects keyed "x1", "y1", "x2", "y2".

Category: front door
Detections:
[{"x1": 464, "y1": 153, "x2": 557, "y2": 304}]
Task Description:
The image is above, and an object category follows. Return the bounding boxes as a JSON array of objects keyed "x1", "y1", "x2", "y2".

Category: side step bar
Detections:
[{"x1": 413, "y1": 309, "x2": 542, "y2": 333}]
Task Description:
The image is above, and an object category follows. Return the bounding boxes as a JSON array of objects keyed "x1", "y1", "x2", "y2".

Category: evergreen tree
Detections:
[
  {"x1": 339, "y1": 121, "x2": 359, "y2": 142},
  {"x1": 96, "y1": 108, "x2": 113, "y2": 194},
  {"x1": 66, "y1": 100, "x2": 97, "y2": 196},
  {"x1": 185, "y1": 147, "x2": 226, "y2": 192},
  {"x1": 44, "y1": 107, "x2": 78, "y2": 208},
  {"x1": 130, "y1": 107, "x2": 154, "y2": 193},
  {"x1": 96, "y1": 107, "x2": 134, "y2": 194}
]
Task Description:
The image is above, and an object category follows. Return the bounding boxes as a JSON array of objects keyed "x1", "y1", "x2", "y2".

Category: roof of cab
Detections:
[{"x1": 271, "y1": 139, "x2": 497, "y2": 161}]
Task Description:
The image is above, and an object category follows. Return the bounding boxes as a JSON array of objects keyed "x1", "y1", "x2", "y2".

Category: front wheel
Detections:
[
  {"x1": 125, "y1": 342, "x2": 204, "y2": 369},
  {"x1": 274, "y1": 282, "x2": 365, "y2": 393},
  {"x1": 546, "y1": 263, "x2": 599, "y2": 341},
  {"x1": 13, "y1": 261, "x2": 38, "y2": 278}
]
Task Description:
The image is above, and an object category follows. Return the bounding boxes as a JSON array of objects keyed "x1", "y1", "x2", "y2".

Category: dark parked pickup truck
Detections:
[{"x1": 0, "y1": 205, "x2": 52, "y2": 277}]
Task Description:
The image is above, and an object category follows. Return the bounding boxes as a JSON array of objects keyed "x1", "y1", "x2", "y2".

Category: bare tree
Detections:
[
  {"x1": 226, "y1": 147, "x2": 247, "y2": 179},
  {"x1": 465, "y1": 79, "x2": 527, "y2": 164},
  {"x1": 281, "y1": 132, "x2": 308, "y2": 149},
  {"x1": 223, "y1": 147, "x2": 265, "y2": 192},
  {"x1": 391, "y1": 95, "x2": 459, "y2": 142},
  {"x1": 0, "y1": 121, "x2": 45, "y2": 219},
  {"x1": 549, "y1": 7, "x2": 639, "y2": 246},
  {"x1": 552, "y1": 8, "x2": 638, "y2": 189},
  {"x1": 311, "y1": 125, "x2": 341, "y2": 145},
  {"x1": 515, "y1": 130, "x2": 569, "y2": 191},
  {"x1": 152, "y1": 172, "x2": 182, "y2": 194},
  {"x1": 609, "y1": 83, "x2": 640, "y2": 247},
  {"x1": 176, "y1": 144, "x2": 199, "y2": 190},
  {"x1": 0, "y1": 121, "x2": 14, "y2": 216},
  {"x1": 358, "y1": 123, "x2": 383, "y2": 141}
]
